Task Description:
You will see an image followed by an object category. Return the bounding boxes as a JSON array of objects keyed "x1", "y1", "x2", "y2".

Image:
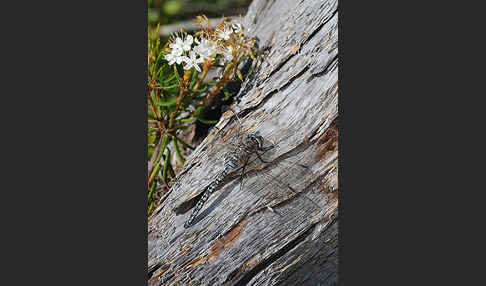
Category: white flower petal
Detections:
[
  {"x1": 185, "y1": 35, "x2": 193, "y2": 45},
  {"x1": 171, "y1": 47, "x2": 182, "y2": 56},
  {"x1": 164, "y1": 53, "x2": 176, "y2": 65},
  {"x1": 217, "y1": 27, "x2": 233, "y2": 41}
]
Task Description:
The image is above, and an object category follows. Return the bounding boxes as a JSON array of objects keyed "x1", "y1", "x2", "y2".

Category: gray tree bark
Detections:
[{"x1": 148, "y1": 0, "x2": 338, "y2": 285}]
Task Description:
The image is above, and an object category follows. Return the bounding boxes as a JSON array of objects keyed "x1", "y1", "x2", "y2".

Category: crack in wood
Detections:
[
  {"x1": 177, "y1": 160, "x2": 198, "y2": 179},
  {"x1": 209, "y1": 217, "x2": 249, "y2": 262},
  {"x1": 148, "y1": 262, "x2": 162, "y2": 279},
  {"x1": 281, "y1": 219, "x2": 338, "y2": 284},
  {"x1": 232, "y1": 223, "x2": 319, "y2": 286},
  {"x1": 264, "y1": 5, "x2": 338, "y2": 82},
  {"x1": 231, "y1": 64, "x2": 311, "y2": 125},
  {"x1": 307, "y1": 54, "x2": 339, "y2": 83},
  {"x1": 300, "y1": 6, "x2": 338, "y2": 53},
  {"x1": 211, "y1": 62, "x2": 311, "y2": 152},
  {"x1": 315, "y1": 118, "x2": 338, "y2": 161},
  {"x1": 148, "y1": 261, "x2": 169, "y2": 282},
  {"x1": 216, "y1": 208, "x2": 252, "y2": 240}
]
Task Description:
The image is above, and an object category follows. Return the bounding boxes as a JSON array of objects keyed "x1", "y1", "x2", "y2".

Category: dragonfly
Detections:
[{"x1": 183, "y1": 109, "x2": 320, "y2": 228}]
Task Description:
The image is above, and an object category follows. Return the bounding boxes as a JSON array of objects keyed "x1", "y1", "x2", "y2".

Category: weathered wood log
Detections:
[{"x1": 148, "y1": 0, "x2": 338, "y2": 285}]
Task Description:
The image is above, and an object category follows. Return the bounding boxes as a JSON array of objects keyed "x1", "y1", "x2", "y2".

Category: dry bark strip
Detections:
[{"x1": 148, "y1": 0, "x2": 338, "y2": 285}]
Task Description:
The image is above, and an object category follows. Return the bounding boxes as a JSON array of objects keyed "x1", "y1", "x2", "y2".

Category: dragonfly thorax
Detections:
[{"x1": 242, "y1": 133, "x2": 265, "y2": 152}]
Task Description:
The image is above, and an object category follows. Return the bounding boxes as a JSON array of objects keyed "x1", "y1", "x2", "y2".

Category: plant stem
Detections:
[
  {"x1": 168, "y1": 82, "x2": 186, "y2": 129},
  {"x1": 202, "y1": 61, "x2": 235, "y2": 105},
  {"x1": 147, "y1": 180, "x2": 157, "y2": 210},
  {"x1": 161, "y1": 149, "x2": 171, "y2": 182},
  {"x1": 147, "y1": 201, "x2": 154, "y2": 215},
  {"x1": 173, "y1": 137, "x2": 184, "y2": 165},
  {"x1": 148, "y1": 158, "x2": 162, "y2": 186},
  {"x1": 193, "y1": 61, "x2": 211, "y2": 91},
  {"x1": 147, "y1": 136, "x2": 162, "y2": 177},
  {"x1": 147, "y1": 91, "x2": 167, "y2": 133},
  {"x1": 173, "y1": 135, "x2": 194, "y2": 150},
  {"x1": 148, "y1": 134, "x2": 169, "y2": 185}
]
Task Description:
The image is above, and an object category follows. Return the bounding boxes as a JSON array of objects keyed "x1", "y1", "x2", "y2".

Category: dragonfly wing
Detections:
[{"x1": 242, "y1": 152, "x2": 321, "y2": 210}]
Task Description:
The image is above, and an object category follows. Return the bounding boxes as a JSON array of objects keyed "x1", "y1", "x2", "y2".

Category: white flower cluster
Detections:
[
  {"x1": 193, "y1": 37, "x2": 218, "y2": 61},
  {"x1": 164, "y1": 21, "x2": 244, "y2": 72},
  {"x1": 164, "y1": 34, "x2": 192, "y2": 65}
]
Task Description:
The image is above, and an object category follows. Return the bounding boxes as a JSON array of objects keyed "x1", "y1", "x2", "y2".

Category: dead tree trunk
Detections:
[{"x1": 148, "y1": 0, "x2": 338, "y2": 285}]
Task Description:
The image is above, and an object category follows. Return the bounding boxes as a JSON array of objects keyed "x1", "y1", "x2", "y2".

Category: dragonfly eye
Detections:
[{"x1": 248, "y1": 134, "x2": 264, "y2": 149}]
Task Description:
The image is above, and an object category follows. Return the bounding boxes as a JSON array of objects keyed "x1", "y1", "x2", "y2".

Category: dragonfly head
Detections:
[{"x1": 247, "y1": 133, "x2": 265, "y2": 151}]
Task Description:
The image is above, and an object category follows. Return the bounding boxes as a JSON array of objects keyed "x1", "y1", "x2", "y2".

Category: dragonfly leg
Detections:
[
  {"x1": 255, "y1": 151, "x2": 272, "y2": 164},
  {"x1": 229, "y1": 107, "x2": 244, "y2": 139},
  {"x1": 238, "y1": 157, "x2": 250, "y2": 193},
  {"x1": 262, "y1": 137, "x2": 276, "y2": 152}
]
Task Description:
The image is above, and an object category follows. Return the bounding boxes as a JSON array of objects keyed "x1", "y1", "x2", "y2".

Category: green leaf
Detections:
[
  {"x1": 158, "y1": 62, "x2": 174, "y2": 81},
  {"x1": 223, "y1": 88, "x2": 231, "y2": 100},
  {"x1": 180, "y1": 117, "x2": 196, "y2": 123},
  {"x1": 148, "y1": 127, "x2": 158, "y2": 133},
  {"x1": 156, "y1": 51, "x2": 165, "y2": 63},
  {"x1": 162, "y1": 73, "x2": 177, "y2": 84},
  {"x1": 158, "y1": 83, "x2": 178, "y2": 90},
  {"x1": 197, "y1": 118, "x2": 218, "y2": 125},
  {"x1": 188, "y1": 87, "x2": 206, "y2": 94},
  {"x1": 172, "y1": 137, "x2": 184, "y2": 165},
  {"x1": 162, "y1": 150, "x2": 171, "y2": 181},
  {"x1": 173, "y1": 64, "x2": 181, "y2": 80},
  {"x1": 174, "y1": 136, "x2": 195, "y2": 150},
  {"x1": 154, "y1": 96, "x2": 178, "y2": 107},
  {"x1": 189, "y1": 69, "x2": 198, "y2": 89},
  {"x1": 193, "y1": 106, "x2": 204, "y2": 117}
]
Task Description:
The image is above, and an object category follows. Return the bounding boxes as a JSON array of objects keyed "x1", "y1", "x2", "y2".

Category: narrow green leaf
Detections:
[
  {"x1": 223, "y1": 88, "x2": 231, "y2": 100},
  {"x1": 162, "y1": 73, "x2": 177, "y2": 84},
  {"x1": 193, "y1": 106, "x2": 204, "y2": 117},
  {"x1": 197, "y1": 118, "x2": 218, "y2": 125},
  {"x1": 147, "y1": 201, "x2": 154, "y2": 216},
  {"x1": 174, "y1": 136, "x2": 195, "y2": 150},
  {"x1": 156, "y1": 51, "x2": 165, "y2": 63},
  {"x1": 180, "y1": 117, "x2": 196, "y2": 123},
  {"x1": 148, "y1": 163, "x2": 161, "y2": 201},
  {"x1": 189, "y1": 69, "x2": 198, "y2": 89},
  {"x1": 158, "y1": 83, "x2": 178, "y2": 90},
  {"x1": 154, "y1": 96, "x2": 178, "y2": 107},
  {"x1": 188, "y1": 86, "x2": 207, "y2": 93},
  {"x1": 162, "y1": 149, "x2": 171, "y2": 181},
  {"x1": 173, "y1": 64, "x2": 181, "y2": 82},
  {"x1": 172, "y1": 137, "x2": 184, "y2": 165}
]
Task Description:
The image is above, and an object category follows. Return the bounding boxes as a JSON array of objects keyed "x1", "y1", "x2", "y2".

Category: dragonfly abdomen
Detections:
[
  {"x1": 183, "y1": 158, "x2": 240, "y2": 228},
  {"x1": 183, "y1": 135, "x2": 260, "y2": 228}
]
